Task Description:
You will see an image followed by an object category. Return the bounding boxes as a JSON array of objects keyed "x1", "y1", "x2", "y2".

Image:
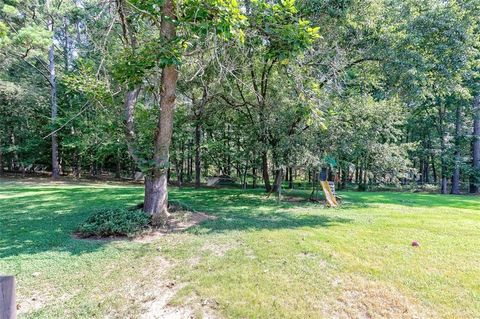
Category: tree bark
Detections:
[
  {"x1": 10, "y1": 132, "x2": 19, "y2": 171},
  {"x1": 272, "y1": 168, "x2": 283, "y2": 193},
  {"x1": 47, "y1": 0, "x2": 60, "y2": 179},
  {"x1": 188, "y1": 141, "x2": 193, "y2": 181},
  {"x1": 423, "y1": 158, "x2": 430, "y2": 184},
  {"x1": 262, "y1": 151, "x2": 271, "y2": 192},
  {"x1": 242, "y1": 159, "x2": 248, "y2": 189},
  {"x1": 194, "y1": 122, "x2": 201, "y2": 188},
  {"x1": 274, "y1": 168, "x2": 284, "y2": 203},
  {"x1": 0, "y1": 138, "x2": 3, "y2": 175},
  {"x1": 470, "y1": 95, "x2": 480, "y2": 193},
  {"x1": 451, "y1": 105, "x2": 462, "y2": 194},
  {"x1": 115, "y1": 148, "x2": 122, "y2": 179},
  {"x1": 288, "y1": 167, "x2": 293, "y2": 189},
  {"x1": 72, "y1": 150, "x2": 80, "y2": 178},
  {"x1": 438, "y1": 106, "x2": 448, "y2": 194},
  {"x1": 355, "y1": 163, "x2": 359, "y2": 184},
  {"x1": 143, "y1": 0, "x2": 178, "y2": 225}
]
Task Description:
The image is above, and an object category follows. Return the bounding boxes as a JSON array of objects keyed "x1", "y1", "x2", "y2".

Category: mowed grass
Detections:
[{"x1": 0, "y1": 179, "x2": 479, "y2": 318}]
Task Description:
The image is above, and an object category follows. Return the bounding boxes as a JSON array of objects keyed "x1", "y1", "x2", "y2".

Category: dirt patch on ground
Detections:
[
  {"x1": 135, "y1": 255, "x2": 219, "y2": 319},
  {"x1": 200, "y1": 241, "x2": 238, "y2": 257},
  {"x1": 283, "y1": 196, "x2": 310, "y2": 203},
  {"x1": 135, "y1": 211, "x2": 216, "y2": 243},
  {"x1": 323, "y1": 275, "x2": 435, "y2": 319},
  {"x1": 167, "y1": 211, "x2": 215, "y2": 233}
]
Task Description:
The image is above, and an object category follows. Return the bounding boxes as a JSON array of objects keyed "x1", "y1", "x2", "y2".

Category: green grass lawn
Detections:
[{"x1": 1, "y1": 179, "x2": 479, "y2": 318}]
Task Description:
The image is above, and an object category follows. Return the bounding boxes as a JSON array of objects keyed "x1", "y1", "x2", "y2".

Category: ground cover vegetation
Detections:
[{"x1": 0, "y1": 182, "x2": 479, "y2": 318}]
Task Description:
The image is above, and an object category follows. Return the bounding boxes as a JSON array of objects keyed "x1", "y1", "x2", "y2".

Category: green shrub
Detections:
[{"x1": 77, "y1": 207, "x2": 151, "y2": 238}]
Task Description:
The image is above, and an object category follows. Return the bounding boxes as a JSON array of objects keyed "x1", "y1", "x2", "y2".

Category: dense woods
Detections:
[{"x1": 1, "y1": 0, "x2": 479, "y2": 220}]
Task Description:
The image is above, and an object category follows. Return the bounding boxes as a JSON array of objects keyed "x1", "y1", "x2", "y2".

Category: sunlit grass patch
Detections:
[{"x1": 0, "y1": 180, "x2": 479, "y2": 318}]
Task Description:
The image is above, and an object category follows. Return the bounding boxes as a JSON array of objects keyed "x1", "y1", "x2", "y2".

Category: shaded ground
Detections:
[{"x1": 1, "y1": 179, "x2": 479, "y2": 318}]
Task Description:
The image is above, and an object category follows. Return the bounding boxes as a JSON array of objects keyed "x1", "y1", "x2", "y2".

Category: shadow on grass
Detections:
[
  {"x1": 0, "y1": 185, "x2": 144, "y2": 259},
  {"x1": 169, "y1": 188, "x2": 352, "y2": 234},
  {"x1": 0, "y1": 185, "x2": 351, "y2": 257},
  {"x1": 8, "y1": 184, "x2": 473, "y2": 258}
]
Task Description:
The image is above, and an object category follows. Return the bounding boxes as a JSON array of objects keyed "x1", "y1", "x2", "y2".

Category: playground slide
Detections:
[{"x1": 320, "y1": 181, "x2": 338, "y2": 207}]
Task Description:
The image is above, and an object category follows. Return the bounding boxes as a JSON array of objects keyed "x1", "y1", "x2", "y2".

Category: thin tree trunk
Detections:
[
  {"x1": 288, "y1": 167, "x2": 293, "y2": 189},
  {"x1": 451, "y1": 105, "x2": 462, "y2": 194},
  {"x1": 262, "y1": 151, "x2": 271, "y2": 192},
  {"x1": 188, "y1": 141, "x2": 193, "y2": 181},
  {"x1": 363, "y1": 168, "x2": 367, "y2": 190},
  {"x1": 431, "y1": 155, "x2": 437, "y2": 183},
  {"x1": 310, "y1": 170, "x2": 318, "y2": 200},
  {"x1": 115, "y1": 148, "x2": 121, "y2": 179},
  {"x1": 423, "y1": 158, "x2": 430, "y2": 184},
  {"x1": 242, "y1": 159, "x2": 248, "y2": 189},
  {"x1": 275, "y1": 168, "x2": 284, "y2": 203},
  {"x1": 47, "y1": 0, "x2": 60, "y2": 179},
  {"x1": 10, "y1": 132, "x2": 19, "y2": 171},
  {"x1": 72, "y1": 150, "x2": 80, "y2": 178},
  {"x1": 358, "y1": 164, "x2": 363, "y2": 189},
  {"x1": 440, "y1": 137, "x2": 448, "y2": 194},
  {"x1": 194, "y1": 122, "x2": 201, "y2": 188},
  {"x1": 341, "y1": 165, "x2": 348, "y2": 190},
  {"x1": 252, "y1": 165, "x2": 257, "y2": 189},
  {"x1": 0, "y1": 137, "x2": 3, "y2": 175},
  {"x1": 470, "y1": 95, "x2": 480, "y2": 193},
  {"x1": 438, "y1": 106, "x2": 448, "y2": 194},
  {"x1": 355, "y1": 163, "x2": 359, "y2": 184},
  {"x1": 143, "y1": 0, "x2": 178, "y2": 225},
  {"x1": 272, "y1": 168, "x2": 283, "y2": 193},
  {"x1": 419, "y1": 159, "x2": 425, "y2": 184}
]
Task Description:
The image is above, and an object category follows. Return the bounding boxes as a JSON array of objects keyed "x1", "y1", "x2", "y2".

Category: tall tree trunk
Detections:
[
  {"x1": 355, "y1": 162, "x2": 359, "y2": 183},
  {"x1": 362, "y1": 168, "x2": 368, "y2": 190},
  {"x1": 431, "y1": 155, "x2": 437, "y2": 183},
  {"x1": 440, "y1": 136, "x2": 448, "y2": 194},
  {"x1": 438, "y1": 106, "x2": 448, "y2": 194},
  {"x1": 0, "y1": 137, "x2": 3, "y2": 175},
  {"x1": 274, "y1": 168, "x2": 284, "y2": 203},
  {"x1": 272, "y1": 168, "x2": 283, "y2": 193},
  {"x1": 194, "y1": 122, "x2": 201, "y2": 188},
  {"x1": 47, "y1": 0, "x2": 60, "y2": 179},
  {"x1": 242, "y1": 159, "x2": 248, "y2": 189},
  {"x1": 423, "y1": 158, "x2": 430, "y2": 184},
  {"x1": 115, "y1": 148, "x2": 121, "y2": 179},
  {"x1": 72, "y1": 150, "x2": 80, "y2": 178},
  {"x1": 451, "y1": 105, "x2": 462, "y2": 194},
  {"x1": 262, "y1": 151, "x2": 271, "y2": 192},
  {"x1": 419, "y1": 159, "x2": 424, "y2": 184},
  {"x1": 341, "y1": 165, "x2": 348, "y2": 190},
  {"x1": 288, "y1": 167, "x2": 293, "y2": 189},
  {"x1": 252, "y1": 165, "x2": 257, "y2": 189},
  {"x1": 358, "y1": 163, "x2": 363, "y2": 189},
  {"x1": 470, "y1": 95, "x2": 480, "y2": 193},
  {"x1": 143, "y1": 0, "x2": 177, "y2": 225},
  {"x1": 10, "y1": 132, "x2": 19, "y2": 171},
  {"x1": 188, "y1": 141, "x2": 193, "y2": 181}
]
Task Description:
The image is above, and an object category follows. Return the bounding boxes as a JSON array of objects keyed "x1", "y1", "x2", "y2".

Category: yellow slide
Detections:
[{"x1": 320, "y1": 181, "x2": 338, "y2": 207}]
